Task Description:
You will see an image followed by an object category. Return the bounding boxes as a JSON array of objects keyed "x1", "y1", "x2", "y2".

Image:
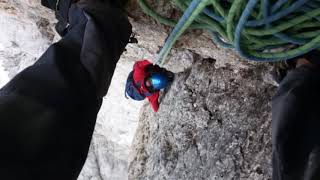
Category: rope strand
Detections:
[{"x1": 138, "y1": 0, "x2": 320, "y2": 63}]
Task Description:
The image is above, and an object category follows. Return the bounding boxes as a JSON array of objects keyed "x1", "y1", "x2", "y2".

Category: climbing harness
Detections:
[{"x1": 138, "y1": 0, "x2": 320, "y2": 64}]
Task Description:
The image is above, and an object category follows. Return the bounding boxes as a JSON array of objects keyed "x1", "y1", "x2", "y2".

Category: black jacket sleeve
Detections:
[
  {"x1": 0, "y1": 1, "x2": 131, "y2": 180},
  {"x1": 272, "y1": 65, "x2": 320, "y2": 180}
]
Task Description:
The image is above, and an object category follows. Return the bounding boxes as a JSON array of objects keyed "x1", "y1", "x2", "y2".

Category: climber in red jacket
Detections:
[{"x1": 125, "y1": 60, "x2": 174, "y2": 112}]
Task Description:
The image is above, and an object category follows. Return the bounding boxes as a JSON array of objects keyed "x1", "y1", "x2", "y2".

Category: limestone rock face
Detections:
[
  {"x1": 1, "y1": 0, "x2": 276, "y2": 179},
  {"x1": 0, "y1": 0, "x2": 57, "y2": 78},
  {"x1": 129, "y1": 58, "x2": 275, "y2": 180}
]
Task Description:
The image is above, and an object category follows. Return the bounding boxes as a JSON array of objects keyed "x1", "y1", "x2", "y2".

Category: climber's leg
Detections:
[
  {"x1": 0, "y1": 1, "x2": 131, "y2": 179},
  {"x1": 272, "y1": 64, "x2": 320, "y2": 180}
]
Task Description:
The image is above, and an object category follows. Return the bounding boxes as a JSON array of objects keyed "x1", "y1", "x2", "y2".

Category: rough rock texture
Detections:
[
  {"x1": 129, "y1": 57, "x2": 276, "y2": 180},
  {"x1": 0, "y1": 0, "x2": 57, "y2": 78},
  {"x1": 128, "y1": 1, "x2": 277, "y2": 179},
  {"x1": 0, "y1": 0, "x2": 277, "y2": 179}
]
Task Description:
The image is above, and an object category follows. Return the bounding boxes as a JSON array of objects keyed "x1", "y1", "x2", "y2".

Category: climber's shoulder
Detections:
[{"x1": 133, "y1": 60, "x2": 152, "y2": 70}]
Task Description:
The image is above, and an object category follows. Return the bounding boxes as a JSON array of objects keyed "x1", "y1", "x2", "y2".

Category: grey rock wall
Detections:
[{"x1": 129, "y1": 57, "x2": 276, "y2": 180}]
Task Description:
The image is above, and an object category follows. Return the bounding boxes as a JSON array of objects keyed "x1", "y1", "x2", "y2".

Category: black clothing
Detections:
[
  {"x1": 273, "y1": 65, "x2": 320, "y2": 180},
  {"x1": 0, "y1": 1, "x2": 131, "y2": 179}
]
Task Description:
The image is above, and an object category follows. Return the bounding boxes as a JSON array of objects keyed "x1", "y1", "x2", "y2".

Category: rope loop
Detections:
[{"x1": 139, "y1": 0, "x2": 320, "y2": 63}]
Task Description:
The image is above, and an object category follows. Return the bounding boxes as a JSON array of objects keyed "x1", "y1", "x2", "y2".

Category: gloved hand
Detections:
[
  {"x1": 41, "y1": 0, "x2": 128, "y2": 17},
  {"x1": 78, "y1": 0, "x2": 128, "y2": 8},
  {"x1": 41, "y1": 0, "x2": 77, "y2": 36},
  {"x1": 41, "y1": 0, "x2": 130, "y2": 37}
]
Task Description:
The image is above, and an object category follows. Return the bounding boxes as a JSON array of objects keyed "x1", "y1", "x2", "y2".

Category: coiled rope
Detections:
[{"x1": 138, "y1": 0, "x2": 320, "y2": 64}]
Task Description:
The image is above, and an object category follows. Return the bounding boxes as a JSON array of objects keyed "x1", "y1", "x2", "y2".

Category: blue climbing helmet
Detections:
[{"x1": 149, "y1": 73, "x2": 169, "y2": 90}]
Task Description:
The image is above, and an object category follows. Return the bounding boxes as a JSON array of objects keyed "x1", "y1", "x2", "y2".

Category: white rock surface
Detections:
[
  {"x1": 0, "y1": 0, "x2": 57, "y2": 77},
  {"x1": 0, "y1": 60, "x2": 9, "y2": 87}
]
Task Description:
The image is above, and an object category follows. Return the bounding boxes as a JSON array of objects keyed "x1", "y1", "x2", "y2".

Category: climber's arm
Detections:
[{"x1": 147, "y1": 92, "x2": 160, "y2": 112}]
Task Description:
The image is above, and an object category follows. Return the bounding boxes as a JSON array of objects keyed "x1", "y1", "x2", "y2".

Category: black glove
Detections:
[
  {"x1": 41, "y1": 0, "x2": 75, "y2": 36},
  {"x1": 41, "y1": 0, "x2": 130, "y2": 37}
]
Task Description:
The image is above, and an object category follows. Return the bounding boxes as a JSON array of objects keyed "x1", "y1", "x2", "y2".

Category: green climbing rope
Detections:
[{"x1": 138, "y1": 0, "x2": 320, "y2": 64}]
